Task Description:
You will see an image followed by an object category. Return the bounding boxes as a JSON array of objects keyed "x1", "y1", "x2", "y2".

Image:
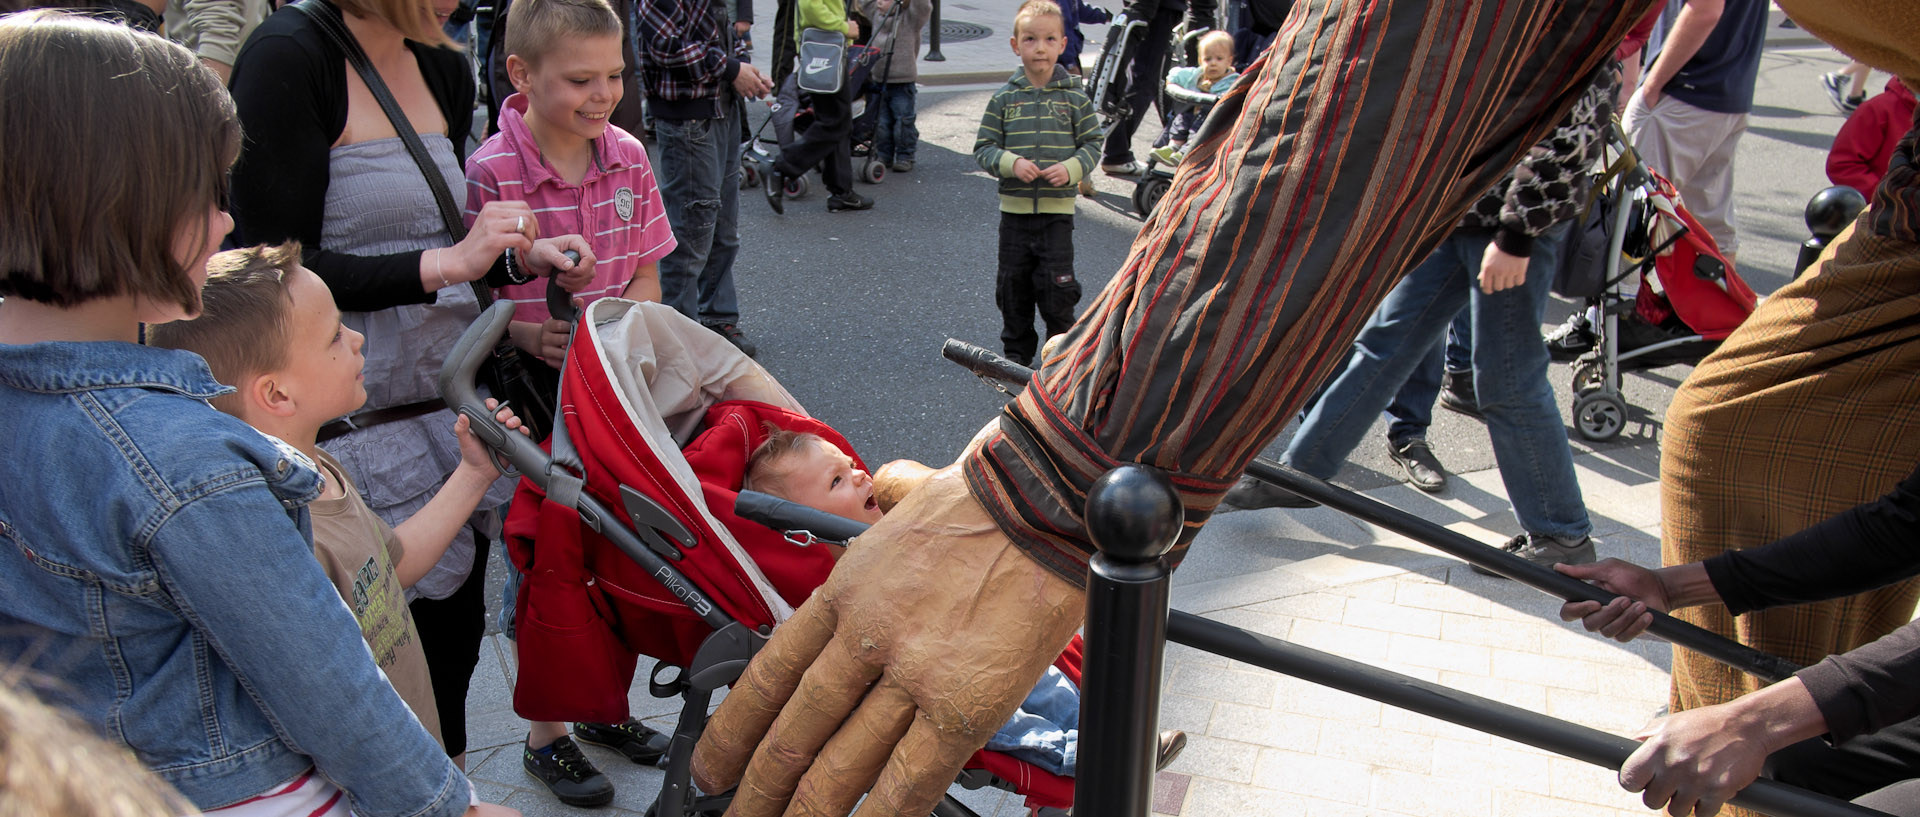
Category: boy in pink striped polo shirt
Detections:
[
  {"x1": 462, "y1": 0, "x2": 680, "y2": 807},
  {"x1": 463, "y1": 0, "x2": 677, "y2": 372}
]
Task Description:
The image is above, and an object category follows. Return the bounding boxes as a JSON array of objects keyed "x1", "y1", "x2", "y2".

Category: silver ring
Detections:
[{"x1": 515, "y1": 216, "x2": 525, "y2": 234}]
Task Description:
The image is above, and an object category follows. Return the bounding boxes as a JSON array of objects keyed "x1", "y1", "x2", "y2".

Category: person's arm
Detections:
[
  {"x1": 1825, "y1": 99, "x2": 1890, "y2": 195},
  {"x1": 150, "y1": 486, "x2": 470, "y2": 817},
  {"x1": 393, "y1": 410, "x2": 517, "y2": 586},
  {"x1": 178, "y1": 0, "x2": 249, "y2": 81},
  {"x1": 1480, "y1": 67, "x2": 1615, "y2": 293},
  {"x1": 621, "y1": 262, "x2": 664, "y2": 303},
  {"x1": 973, "y1": 92, "x2": 1020, "y2": 178},
  {"x1": 1637, "y1": 0, "x2": 1723, "y2": 105},
  {"x1": 1619, "y1": 677, "x2": 1828, "y2": 817},
  {"x1": 1706, "y1": 460, "x2": 1920, "y2": 614}
]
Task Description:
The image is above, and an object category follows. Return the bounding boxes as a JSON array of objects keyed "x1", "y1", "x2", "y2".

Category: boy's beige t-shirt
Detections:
[{"x1": 308, "y1": 449, "x2": 443, "y2": 747}]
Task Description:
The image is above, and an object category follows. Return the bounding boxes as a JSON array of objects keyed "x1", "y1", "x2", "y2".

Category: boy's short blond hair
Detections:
[
  {"x1": 0, "y1": 12, "x2": 238, "y2": 315},
  {"x1": 744, "y1": 425, "x2": 825, "y2": 497},
  {"x1": 1012, "y1": 0, "x2": 1063, "y2": 37},
  {"x1": 147, "y1": 244, "x2": 304, "y2": 416},
  {"x1": 1198, "y1": 29, "x2": 1234, "y2": 57},
  {"x1": 505, "y1": 0, "x2": 623, "y2": 67}
]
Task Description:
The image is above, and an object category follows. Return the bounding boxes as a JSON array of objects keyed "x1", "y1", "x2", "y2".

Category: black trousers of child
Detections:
[
  {"x1": 997, "y1": 212, "x2": 1082, "y2": 366},
  {"x1": 774, "y1": 80, "x2": 855, "y2": 195}
]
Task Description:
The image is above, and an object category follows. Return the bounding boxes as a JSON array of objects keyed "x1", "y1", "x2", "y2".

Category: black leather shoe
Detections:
[
  {"x1": 1220, "y1": 475, "x2": 1319, "y2": 510},
  {"x1": 826, "y1": 190, "x2": 873, "y2": 211},
  {"x1": 522, "y1": 735, "x2": 614, "y2": 807},
  {"x1": 764, "y1": 168, "x2": 785, "y2": 215},
  {"x1": 1439, "y1": 369, "x2": 1481, "y2": 418},
  {"x1": 1387, "y1": 438, "x2": 1447, "y2": 493}
]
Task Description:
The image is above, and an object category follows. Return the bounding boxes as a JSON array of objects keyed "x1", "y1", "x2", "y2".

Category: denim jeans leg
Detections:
[
  {"x1": 893, "y1": 83, "x2": 918, "y2": 160},
  {"x1": 1383, "y1": 333, "x2": 1448, "y2": 446},
  {"x1": 1468, "y1": 222, "x2": 1590, "y2": 540},
  {"x1": 1444, "y1": 309, "x2": 1472, "y2": 372},
  {"x1": 654, "y1": 116, "x2": 722, "y2": 322},
  {"x1": 1282, "y1": 236, "x2": 1475, "y2": 479},
  {"x1": 874, "y1": 87, "x2": 897, "y2": 163},
  {"x1": 699, "y1": 101, "x2": 743, "y2": 325}
]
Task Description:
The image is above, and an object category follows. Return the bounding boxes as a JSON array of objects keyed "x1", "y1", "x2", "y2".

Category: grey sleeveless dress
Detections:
[{"x1": 317, "y1": 135, "x2": 510, "y2": 600}]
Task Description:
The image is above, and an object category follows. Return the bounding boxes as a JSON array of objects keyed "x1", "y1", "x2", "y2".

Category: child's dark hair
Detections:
[
  {"x1": 744, "y1": 423, "x2": 825, "y2": 496},
  {"x1": 148, "y1": 243, "x2": 304, "y2": 416},
  {"x1": 0, "y1": 12, "x2": 239, "y2": 315},
  {"x1": 506, "y1": 0, "x2": 623, "y2": 66}
]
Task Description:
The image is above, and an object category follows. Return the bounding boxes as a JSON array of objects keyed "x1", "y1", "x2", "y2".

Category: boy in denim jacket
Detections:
[{"x1": 974, "y1": 0, "x2": 1104, "y2": 366}]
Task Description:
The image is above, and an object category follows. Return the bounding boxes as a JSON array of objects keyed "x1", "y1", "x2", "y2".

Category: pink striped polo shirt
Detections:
[{"x1": 464, "y1": 93, "x2": 677, "y2": 324}]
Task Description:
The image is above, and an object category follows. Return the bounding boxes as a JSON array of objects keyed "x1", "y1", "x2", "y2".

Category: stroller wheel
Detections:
[
  {"x1": 1573, "y1": 391, "x2": 1627, "y2": 442},
  {"x1": 785, "y1": 175, "x2": 809, "y2": 199},
  {"x1": 861, "y1": 158, "x2": 886, "y2": 184},
  {"x1": 740, "y1": 164, "x2": 761, "y2": 190},
  {"x1": 1132, "y1": 176, "x2": 1171, "y2": 218}
]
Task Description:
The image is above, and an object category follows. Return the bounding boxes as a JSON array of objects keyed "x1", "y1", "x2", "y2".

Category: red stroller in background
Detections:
[
  {"x1": 440, "y1": 300, "x2": 1094, "y2": 816},
  {"x1": 1545, "y1": 126, "x2": 1759, "y2": 441}
]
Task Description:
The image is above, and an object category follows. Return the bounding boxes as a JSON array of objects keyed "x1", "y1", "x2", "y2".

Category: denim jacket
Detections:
[{"x1": 0, "y1": 341, "x2": 467, "y2": 817}]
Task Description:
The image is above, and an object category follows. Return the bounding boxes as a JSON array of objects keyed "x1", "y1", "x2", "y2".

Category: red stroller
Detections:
[
  {"x1": 1547, "y1": 127, "x2": 1759, "y2": 441},
  {"x1": 440, "y1": 300, "x2": 1085, "y2": 816}
]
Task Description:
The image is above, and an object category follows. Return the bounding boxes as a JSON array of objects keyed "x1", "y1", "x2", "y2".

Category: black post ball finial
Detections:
[
  {"x1": 1804, "y1": 185, "x2": 1867, "y2": 240},
  {"x1": 1084, "y1": 465, "x2": 1183, "y2": 563}
]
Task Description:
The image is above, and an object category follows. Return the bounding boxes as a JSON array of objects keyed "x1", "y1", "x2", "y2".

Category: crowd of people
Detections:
[{"x1": 1, "y1": 0, "x2": 1919, "y2": 816}]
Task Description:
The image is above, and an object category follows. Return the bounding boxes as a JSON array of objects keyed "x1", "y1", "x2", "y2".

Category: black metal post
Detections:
[
  {"x1": 1796, "y1": 185, "x2": 1867, "y2": 277},
  {"x1": 923, "y1": 0, "x2": 944, "y2": 60},
  {"x1": 1074, "y1": 465, "x2": 1183, "y2": 817}
]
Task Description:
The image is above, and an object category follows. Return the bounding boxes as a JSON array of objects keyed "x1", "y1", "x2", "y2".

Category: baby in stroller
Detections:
[
  {"x1": 742, "y1": 429, "x2": 1189, "y2": 780},
  {"x1": 1149, "y1": 30, "x2": 1238, "y2": 165}
]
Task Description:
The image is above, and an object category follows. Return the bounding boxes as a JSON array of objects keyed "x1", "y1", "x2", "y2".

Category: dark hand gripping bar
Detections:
[{"x1": 938, "y1": 338, "x2": 1801, "y2": 683}]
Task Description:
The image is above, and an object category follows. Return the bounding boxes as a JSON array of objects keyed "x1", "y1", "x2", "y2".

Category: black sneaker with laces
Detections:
[
  {"x1": 523, "y1": 735, "x2": 615, "y2": 807},
  {"x1": 1386, "y1": 437, "x2": 1446, "y2": 493},
  {"x1": 1544, "y1": 314, "x2": 1596, "y2": 362},
  {"x1": 705, "y1": 322, "x2": 758, "y2": 357},
  {"x1": 1438, "y1": 369, "x2": 1480, "y2": 418},
  {"x1": 826, "y1": 190, "x2": 874, "y2": 212},
  {"x1": 1470, "y1": 533, "x2": 1597, "y2": 578},
  {"x1": 573, "y1": 719, "x2": 670, "y2": 765}
]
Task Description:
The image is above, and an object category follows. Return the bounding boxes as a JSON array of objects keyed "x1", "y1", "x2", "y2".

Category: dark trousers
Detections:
[
  {"x1": 407, "y1": 534, "x2": 490, "y2": 756},
  {"x1": 1102, "y1": 4, "x2": 1183, "y2": 165},
  {"x1": 774, "y1": 80, "x2": 855, "y2": 195},
  {"x1": 996, "y1": 212, "x2": 1082, "y2": 365},
  {"x1": 1766, "y1": 716, "x2": 1920, "y2": 810}
]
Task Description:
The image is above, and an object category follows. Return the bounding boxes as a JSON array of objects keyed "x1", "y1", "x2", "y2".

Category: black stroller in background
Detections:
[{"x1": 742, "y1": 6, "x2": 910, "y2": 198}]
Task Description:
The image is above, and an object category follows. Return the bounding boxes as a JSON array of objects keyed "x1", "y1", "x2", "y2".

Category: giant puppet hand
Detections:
[{"x1": 690, "y1": 464, "x2": 1084, "y2": 816}]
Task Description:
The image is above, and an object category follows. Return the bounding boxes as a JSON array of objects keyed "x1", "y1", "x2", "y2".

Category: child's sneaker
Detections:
[
  {"x1": 573, "y1": 719, "x2": 670, "y2": 765},
  {"x1": 1149, "y1": 146, "x2": 1183, "y2": 166},
  {"x1": 522, "y1": 735, "x2": 614, "y2": 807}
]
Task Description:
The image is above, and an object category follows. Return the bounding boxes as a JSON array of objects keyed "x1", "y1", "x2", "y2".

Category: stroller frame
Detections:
[{"x1": 1561, "y1": 124, "x2": 1753, "y2": 441}]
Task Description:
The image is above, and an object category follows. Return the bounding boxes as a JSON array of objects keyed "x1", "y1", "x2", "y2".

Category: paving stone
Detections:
[
  {"x1": 1171, "y1": 664, "x2": 1281, "y2": 708},
  {"x1": 1491, "y1": 649, "x2": 1600, "y2": 692},
  {"x1": 1158, "y1": 692, "x2": 1219, "y2": 735},
  {"x1": 1182, "y1": 776, "x2": 1309, "y2": 817},
  {"x1": 1387, "y1": 632, "x2": 1491, "y2": 675},
  {"x1": 1545, "y1": 687, "x2": 1664, "y2": 736},
  {"x1": 1275, "y1": 678, "x2": 1383, "y2": 727},
  {"x1": 1369, "y1": 767, "x2": 1491, "y2": 817},
  {"x1": 1439, "y1": 610, "x2": 1545, "y2": 653},
  {"x1": 1314, "y1": 722, "x2": 1432, "y2": 773},
  {"x1": 1394, "y1": 580, "x2": 1494, "y2": 616},
  {"x1": 1252, "y1": 748, "x2": 1371, "y2": 806},
  {"x1": 1548, "y1": 756, "x2": 1655, "y2": 809},
  {"x1": 1343, "y1": 597, "x2": 1442, "y2": 638},
  {"x1": 1246, "y1": 591, "x2": 1350, "y2": 623},
  {"x1": 1154, "y1": 771, "x2": 1192, "y2": 815},
  {"x1": 1164, "y1": 733, "x2": 1263, "y2": 783},
  {"x1": 1206, "y1": 701, "x2": 1321, "y2": 749},
  {"x1": 1286, "y1": 619, "x2": 1392, "y2": 665},
  {"x1": 1208, "y1": 606, "x2": 1297, "y2": 640},
  {"x1": 1495, "y1": 788, "x2": 1637, "y2": 817},
  {"x1": 1428, "y1": 737, "x2": 1551, "y2": 795}
]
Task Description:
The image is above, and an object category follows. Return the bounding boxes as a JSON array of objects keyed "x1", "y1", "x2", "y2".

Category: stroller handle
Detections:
[
  {"x1": 735, "y1": 490, "x2": 869, "y2": 546},
  {"x1": 438, "y1": 300, "x2": 554, "y2": 480},
  {"x1": 942, "y1": 338, "x2": 1035, "y2": 385}
]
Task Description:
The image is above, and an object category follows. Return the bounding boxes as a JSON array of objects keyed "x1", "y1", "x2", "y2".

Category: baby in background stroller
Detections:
[
  {"x1": 1130, "y1": 29, "x2": 1238, "y2": 216},
  {"x1": 742, "y1": 428, "x2": 1189, "y2": 784}
]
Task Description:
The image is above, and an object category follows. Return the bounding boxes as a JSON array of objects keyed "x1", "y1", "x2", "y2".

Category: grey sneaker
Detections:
[
  {"x1": 1471, "y1": 533, "x2": 1597, "y2": 577},
  {"x1": 1386, "y1": 438, "x2": 1446, "y2": 493}
]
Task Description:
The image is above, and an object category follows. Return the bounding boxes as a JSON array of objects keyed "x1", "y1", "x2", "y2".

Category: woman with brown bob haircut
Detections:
[
  {"x1": 225, "y1": 0, "x2": 583, "y2": 768},
  {"x1": 0, "y1": 12, "x2": 514, "y2": 817}
]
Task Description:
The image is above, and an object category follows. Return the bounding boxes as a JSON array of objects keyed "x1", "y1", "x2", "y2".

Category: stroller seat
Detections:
[{"x1": 490, "y1": 300, "x2": 1086, "y2": 815}]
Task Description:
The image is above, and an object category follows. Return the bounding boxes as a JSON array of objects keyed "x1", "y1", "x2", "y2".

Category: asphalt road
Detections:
[{"x1": 715, "y1": 39, "x2": 1856, "y2": 492}]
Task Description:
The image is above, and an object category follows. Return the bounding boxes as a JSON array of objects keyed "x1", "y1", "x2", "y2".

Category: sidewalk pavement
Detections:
[{"x1": 461, "y1": 441, "x2": 1676, "y2": 816}]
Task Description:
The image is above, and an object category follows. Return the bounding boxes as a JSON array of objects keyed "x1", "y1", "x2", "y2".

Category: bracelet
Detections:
[
  {"x1": 501, "y1": 247, "x2": 536, "y2": 286},
  {"x1": 434, "y1": 249, "x2": 452, "y2": 290}
]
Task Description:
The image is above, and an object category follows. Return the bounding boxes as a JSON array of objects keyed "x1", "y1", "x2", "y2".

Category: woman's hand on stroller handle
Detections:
[{"x1": 690, "y1": 464, "x2": 1084, "y2": 817}]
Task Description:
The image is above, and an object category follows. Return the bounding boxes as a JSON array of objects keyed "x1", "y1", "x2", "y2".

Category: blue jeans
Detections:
[
  {"x1": 654, "y1": 108, "x2": 742, "y2": 326},
  {"x1": 1383, "y1": 310, "x2": 1473, "y2": 446},
  {"x1": 873, "y1": 82, "x2": 918, "y2": 162},
  {"x1": 985, "y1": 666, "x2": 1080, "y2": 776},
  {"x1": 1283, "y1": 224, "x2": 1590, "y2": 541}
]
